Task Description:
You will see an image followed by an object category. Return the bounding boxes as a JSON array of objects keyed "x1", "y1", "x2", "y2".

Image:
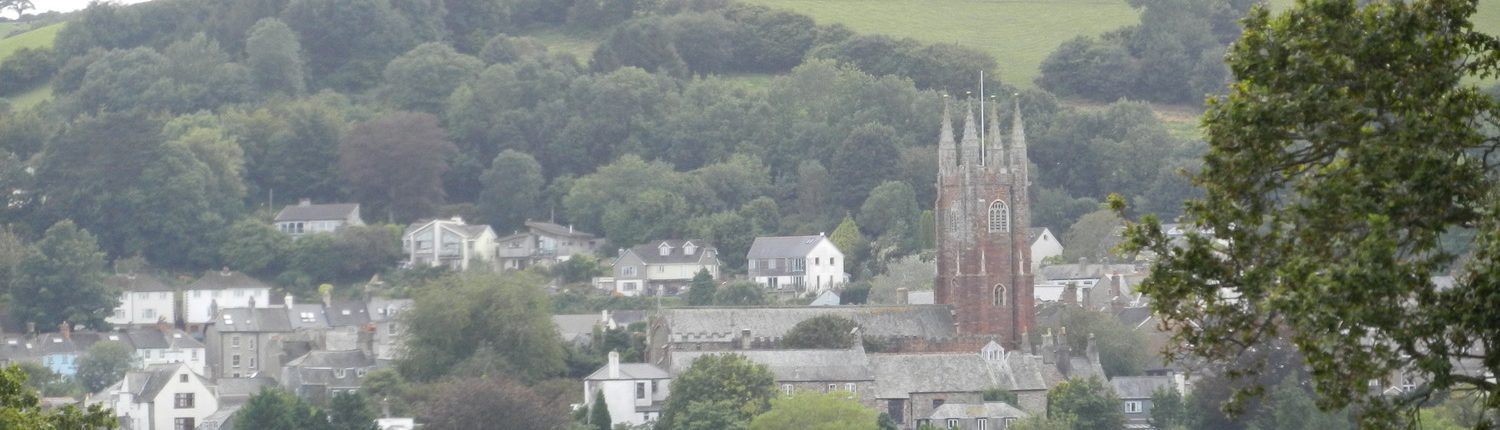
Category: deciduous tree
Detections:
[
  {"x1": 685, "y1": 269, "x2": 717, "y2": 306},
  {"x1": 1046, "y1": 377, "x2": 1124, "y2": 430},
  {"x1": 781, "y1": 315, "x2": 859, "y2": 349},
  {"x1": 477, "y1": 150, "x2": 544, "y2": 230},
  {"x1": 748, "y1": 391, "x2": 877, "y2": 430},
  {"x1": 75, "y1": 341, "x2": 134, "y2": 393},
  {"x1": 0, "y1": 365, "x2": 116, "y2": 429},
  {"x1": 398, "y1": 271, "x2": 564, "y2": 382},
  {"x1": 245, "y1": 18, "x2": 305, "y2": 96},
  {"x1": 13, "y1": 220, "x2": 113, "y2": 330},
  {"x1": 339, "y1": 112, "x2": 457, "y2": 223},
  {"x1": 421, "y1": 376, "x2": 570, "y2": 430},
  {"x1": 657, "y1": 353, "x2": 776, "y2": 430}
]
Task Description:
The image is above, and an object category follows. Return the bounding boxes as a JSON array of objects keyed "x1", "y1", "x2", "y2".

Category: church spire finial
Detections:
[
  {"x1": 939, "y1": 95, "x2": 956, "y2": 172},
  {"x1": 960, "y1": 97, "x2": 980, "y2": 165},
  {"x1": 987, "y1": 95, "x2": 1004, "y2": 168}
]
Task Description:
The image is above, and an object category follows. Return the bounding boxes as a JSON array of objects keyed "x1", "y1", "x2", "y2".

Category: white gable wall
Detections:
[
  {"x1": 183, "y1": 288, "x2": 272, "y2": 324},
  {"x1": 109, "y1": 290, "x2": 176, "y2": 326}
]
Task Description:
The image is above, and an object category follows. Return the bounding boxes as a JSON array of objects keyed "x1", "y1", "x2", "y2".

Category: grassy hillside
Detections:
[
  {"x1": 740, "y1": 0, "x2": 1139, "y2": 89},
  {"x1": 0, "y1": 22, "x2": 63, "y2": 61}
]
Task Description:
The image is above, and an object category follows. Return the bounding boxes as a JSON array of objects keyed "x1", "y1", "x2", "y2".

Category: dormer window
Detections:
[
  {"x1": 684, "y1": 243, "x2": 696, "y2": 255},
  {"x1": 658, "y1": 243, "x2": 672, "y2": 256}
]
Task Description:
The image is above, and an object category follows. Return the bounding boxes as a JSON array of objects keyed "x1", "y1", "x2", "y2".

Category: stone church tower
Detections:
[{"x1": 934, "y1": 99, "x2": 1035, "y2": 349}]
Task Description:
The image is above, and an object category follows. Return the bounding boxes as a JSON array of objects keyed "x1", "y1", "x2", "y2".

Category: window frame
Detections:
[{"x1": 988, "y1": 200, "x2": 1010, "y2": 233}]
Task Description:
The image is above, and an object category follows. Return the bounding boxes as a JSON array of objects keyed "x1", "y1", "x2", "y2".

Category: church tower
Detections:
[{"x1": 934, "y1": 98, "x2": 1035, "y2": 349}]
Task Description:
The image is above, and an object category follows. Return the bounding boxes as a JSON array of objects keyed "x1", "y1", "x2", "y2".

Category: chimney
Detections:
[
  {"x1": 569, "y1": 224, "x2": 574, "y2": 234},
  {"x1": 322, "y1": 289, "x2": 332, "y2": 308},
  {"x1": 1040, "y1": 329, "x2": 1055, "y2": 364},
  {"x1": 25, "y1": 322, "x2": 35, "y2": 337},
  {"x1": 299, "y1": 198, "x2": 311, "y2": 207},
  {"x1": 1021, "y1": 330, "x2": 1032, "y2": 355},
  {"x1": 740, "y1": 329, "x2": 752, "y2": 350},
  {"x1": 1056, "y1": 327, "x2": 1072, "y2": 376},
  {"x1": 359, "y1": 323, "x2": 375, "y2": 357},
  {"x1": 157, "y1": 318, "x2": 171, "y2": 335},
  {"x1": 1086, "y1": 332, "x2": 1099, "y2": 364},
  {"x1": 607, "y1": 351, "x2": 620, "y2": 378},
  {"x1": 896, "y1": 288, "x2": 909, "y2": 305},
  {"x1": 249, "y1": 296, "x2": 257, "y2": 309},
  {"x1": 285, "y1": 294, "x2": 294, "y2": 309},
  {"x1": 1110, "y1": 274, "x2": 1126, "y2": 313},
  {"x1": 1063, "y1": 283, "x2": 1078, "y2": 307},
  {"x1": 59, "y1": 322, "x2": 70, "y2": 342},
  {"x1": 220, "y1": 267, "x2": 231, "y2": 277}
]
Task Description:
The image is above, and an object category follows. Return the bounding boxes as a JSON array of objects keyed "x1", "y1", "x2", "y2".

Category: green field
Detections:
[
  {"x1": 741, "y1": 0, "x2": 1140, "y2": 89},
  {"x1": 0, "y1": 22, "x2": 63, "y2": 107}
]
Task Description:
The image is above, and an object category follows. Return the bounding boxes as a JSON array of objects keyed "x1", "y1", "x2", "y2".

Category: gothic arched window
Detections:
[
  {"x1": 993, "y1": 284, "x2": 1006, "y2": 307},
  {"x1": 988, "y1": 200, "x2": 1010, "y2": 233}
]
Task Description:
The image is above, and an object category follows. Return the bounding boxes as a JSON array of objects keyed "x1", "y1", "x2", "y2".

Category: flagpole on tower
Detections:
[{"x1": 979, "y1": 70, "x2": 985, "y2": 162}]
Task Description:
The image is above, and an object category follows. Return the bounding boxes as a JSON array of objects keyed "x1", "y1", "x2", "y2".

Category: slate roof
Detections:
[
  {"x1": 907, "y1": 291, "x2": 935, "y2": 305},
  {"x1": 584, "y1": 363, "x2": 671, "y2": 381},
  {"x1": 196, "y1": 404, "x2": 242, "y2": 430},
  {"x1": 747, "y1": 235, "x2": 834, "y2": 259},
  {"x1": 0, "y1": 335, "x2": 40, "y2": 361},
  {"x1": 1037, "y1": 264, "x2": 1138, "y2": 282},
  {"x1": 283, "y1": 350, "x2": 377, "y2": 388},
  {"x1": 659, "y1": 306, "x2": 956, "y2": 341},
  {"x1": 214, "y1": 377, "x2": 276, "y2": 404},
  {"x1": 526, "y1": 221, "x2": 595, "y2": 239},
  {"x1": 927, "y1": 402, "x2": 1029, "y2": 420},
  {"x1": 274, "y1": 203, "x2": 360, "y2": 222},
  {"x1": 134, "y1": 363, "x2": 192, "y2": 400},
  {"x1": 1027, "y1": 227, "x2": 1049, "y2": 242},
  {"x1": 287, "y1": 304, "x2": 329, "y2": 330},
  {"x1": 126, "y1": 329, "x2": 205, "y2": 350},
  {"x1": 215, "y1": 308, "x2": 294, "y2": 333},
  {"x1": 624, "y1": 240, "x2": 716, "y2": 265},
  {"x1": 1115, "y1": 306, "x2": 1154, "y2": 330},
  {"x1": 609, "y1": 310, "x2": 647, "y2": 327},
  {"x1": 367, "y1": 299, "x2": 413, "y2": 322},
  {"x1": 553, "y1": 314, "x2": 600, "y2": 342},
  {"x1": 670, "y1": 349, "x2": 873, "y2": 382},
  {"x1": 809, "y1": 290, "x2": 840, "y2": 306},
  {"x1": 1109, "y1": 376, "x2": 1175, "y2": 400},
  {"x1": 324, "y1": 301, "x2": 370, "y2": 327},
  {"x1": 868, "y1": 353, "x2": 1021, "y2": 398},
  {"x1": 105, "y1": 274, "x2": 173, "y2": 292},
  {"x1": 403, "y1": 219, "x2": 492, "y2": 238},
  {"x1": 186, "y1": 271, "x2": 274, "y2": 291}
]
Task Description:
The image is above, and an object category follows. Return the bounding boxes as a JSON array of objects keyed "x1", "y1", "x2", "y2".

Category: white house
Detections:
[
  {"x1": 746, "y1": 234, "x2": 845, "y2": 293},
  {"x1": 273, "y1": 199, "x2": 364, "y2": 237},
  {"x1": 106, "y1": 274, "x2": 176, "y2": 326},
  {"x1": 583, "y1": 352, "x2": 671, "y2": 427},
  {"x1": 1028, "y1": 227, "x2": 1063, "y2": 270},
  {"x1": 93, "y1": 362, "x2": 219, "y2": 430},
  {"x1": 182, "y1": 270, "x2": 274, "y2": 328},
  {"x1": 402, "y1": 217, "x2": 498, "y2": 271},
  {"x1": 611, "y1": 239, "x2": 719, "y2": 296},
  {"x1": 125, "y1": 328, "x2": 207, "y2": 376}
]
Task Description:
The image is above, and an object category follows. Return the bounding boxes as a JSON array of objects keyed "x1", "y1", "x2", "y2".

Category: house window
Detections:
[
  {"x1": 827, "y1": 383, "x2": 836, "y2": 392},
  {"x1": 993, "y1": 284, "x2": 1006, "y2": 307},
  {"x1": 175, "y1": 393, "x2": 195, "y2": 408},
  {"x1": 622, "y1": 266, "x2": 637, "y2": 277},
  {"x1": 191, "y1": 349, "x2": 198, "y2": 360},
  {"x1": 783, "y1": 384, "x2": 793, "y2": 395},
  {"x1": 947, "y1": 418, "x2": 959, "y2": 429},
  {"x1": 335, "y1": 368, "x2": 346, "y2": 378},
  {"x1": 231, "y1": 354, "x2": 241, "y2": 368},
  {"x1": 830, "y1": 258, "x2": 836, "y2": 266},
  {"x1": 814, "y1": 257, "x2": 820, "y2": 266},
  {"x1": 1124, "y1": 401, "x2": 1142, "y2": 413},
  {"x1": 174, "y1": 418, "x2": 195, "y2": 430},
  {"x1": 636, "y1": 382, "x2": 647, "y2": 399},
  {"x1": 988, "y1": 200, "x2": 1010, "y2": 233},
  {"x1": 845, "y1": 383, "x2": 856, "y2": 393},
  {"x1": 768, "y1": 259, "x2": 776, "y2": 269},
  {"x1": 357, "y1": 368, "x2": 368, "y2": 377},
  {"x1": 179, "y1": 374, "x2": 188, "y2": 383},
  {"x1": 978, "y1": 418, "x2": 988, "y2": 430},
  {"x1": 113, "y1": 309, "x2": 125, "y2": 318},
  {"x1": 748, "y1": 260, "x2": 757, "y2": 270},
  {"x1": 231, "y1": 336, "x2": 240, "y2": 348},
  {"x1": 249, "y1": 357, "x2": 256, "y2": 369},
  {"x1": 233, "y1": 289, "x2": 244, "y2": 297},
  {"x1": 932, "y1": 399, "x2": 945, "y2": 409},
  {"x1": 249, "y1": 337, "x2": 257, "y2": 350},
  {"x1": 657, "y1": 265, "x2": 664, "y2": 273}
]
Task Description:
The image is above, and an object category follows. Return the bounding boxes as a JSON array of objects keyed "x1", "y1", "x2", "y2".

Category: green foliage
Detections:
[
  {"x1": 657, "y1": 353, "x2": 777, "y2": 430},
  {"x1": 859, "y1": 181, "x2": 920, "y2": 256},
  {"x1": 984, "y1": 388, "x2": 1018, "y2": 404},
  {"x1": 0, "y1": 365, "x2": 116, "y2": 429},
  {"x1": 1244, "y1": 375, "x2": 1351, "y2": 430},
  {"x1": 421, "y1": 376, "x2": 572, "y2": 430},
  {"x1": 1055, "y1": 307, "x2": 1152, "y2": 377},
  {"x1": 328, "y1": 391, "x2": 379, "y2": 430},
  {"x1": 1060, "y1": 209, "x2": 1123, "y2": 264},
  {"x1": 0, "y1": 46, "x2": 54, "y2": 96},
  {"x1": 1009, "y1": 414, "x2": 1075, "y2": 430},
  {"x1": 685, "y1": 269, "x2": 717, "y2": 306},
  {"x1": 1149, "y1": 387, "x2": 1187, "y2": 430},
  {"x1": 220, "y1": 219, "x2": 290, "y2": 278},
  {"x1": 13, "y1": 220, "x2": 113, "y2": 330},
  {"x1": 590, "y1": 389, "x2": 611, "y2": 430},
  {"x1": 338, "y1": 111, "x2": 458, "y2": 222},
  {"x1": 1046, "y1": 377, "x2": 1124, "y2": 430},
  {"x1": 75, "y1": 340, "x2": 134, "y2": 393},
  {"x1": 553, "y1": 254, "x2": 606, "y2": 285},
  {"x1": 478, "y1": 150, "x2": 545, "y2": 230},
  {"x1": 245, "y1": 18, "x2": 305, "y2": 96},
  {"x1": 781, "y1": 315, "x2": 859, "y2": 349},
  {"x1": 1116, "y1": 0, "x2": 1500, "y2": 426},
  {"x1": 712, "y1": 281, "x2": 767, "y2": 306},
  {"x1": 281, "y1": 0, "x2": 418, "y2": 91},
  {"x1": 382, "y1": 42, "x2": 483, "y2": 113},
  {"x1": 839, "y1": 282, "x2": 870, "y2": 305},
  {"x1": 398, "y1": 270, "x2": 565, "y2": 382},
  {"x1": 815, "y1": 34, "x2": 999, "y2": 93},
  {"x1": 748, "y1": 390, "x2": 877, "y2": 430},
  {"x1": 831, "y1": 123, "x2": 901, "y2": 209},
  {"x1": 829, "y1": 214, "x2": 866, "y2": 272},
  {"x1": 235, "y1": 388, "x2": 332, "y2": 430}
]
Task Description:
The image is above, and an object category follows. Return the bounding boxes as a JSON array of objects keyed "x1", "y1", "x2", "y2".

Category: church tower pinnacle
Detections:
[{"x1": 934, "y1": 96, "x2": 1035, "y2": 349}]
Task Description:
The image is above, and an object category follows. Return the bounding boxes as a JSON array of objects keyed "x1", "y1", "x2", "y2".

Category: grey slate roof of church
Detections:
[
  {"x1": 868, "y1": 353, "x2": 1023, "y2": 398},
  {"x1": 670, "y1": 349, "x2": 873, "y2": 382},
  {"x1": 927, "y1": 402, "x2": 1029, "y2": 420},
  {"x1": 1109, "y1": 376, "x2": 1175, "y2": 400},
  {"x1": 274, "y1": 203, "x2": 359, "y2": 222},
  {"x1": 747, "y1": 235, "x2": 832, "y2": 259},
  {"x1": 659, "y1": 305, "x2": 956, "y2": 340}
]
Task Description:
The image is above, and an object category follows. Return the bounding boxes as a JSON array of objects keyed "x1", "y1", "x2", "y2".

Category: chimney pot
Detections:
[
  {"x1": 740, "y1": 329, "x2": 752, "y2": 350},
  {"x1": 299, "y1": 198, "x2": 311, "y2": 207},
  {"x1": 285, "y1": 294, "x2": 294, "y2": 308},
  {"x1": 896, "y1": 288, "x2": 909, "y2": 305},
  {"x1": 608, "y1": 351, "x2": 620, "y2": 378}
]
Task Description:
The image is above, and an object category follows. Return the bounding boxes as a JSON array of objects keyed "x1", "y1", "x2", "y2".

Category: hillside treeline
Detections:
[{"x1": 0, "y1": 0, "x2": 1204, "y2": 286}]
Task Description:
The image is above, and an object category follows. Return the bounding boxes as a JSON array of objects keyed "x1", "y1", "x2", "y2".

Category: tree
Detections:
[
  {"x1": 1057, "y1": 307, "x2": 1152, "y2": 378},
  {"x1": 13, "y1": 220, "x2": 114, "y2": 330},
  {"x1": 748, "y1": 391, "x2": 877, "y2": 430},
  {"x1": 656, "y1": 353, "x2": 776, "y2": 430},
  {"x1": 781, "y1": 315, "x2": 859, "y2": 349},
  {"x1": 0, "y1": 0, "x2": 33, "y2": 17},
  {"x1": 75, "y1": 341, "x2": 134, "y2": 393},
  {"x1": 281, "y1": 0, "x2": 417, "y2": 91},
  {"x1": 245, "y1": 18, "x2": 306, "y2": 96},
  {"x1": 398, "y1": 271, "x2": 565, "y2": 382},
  {"x1": 829, "y1": 214, "x2": 867, "y2": 272},
  {"x1": 830, "y1": 123, "x2": 901, "y2": 209},
  {"x1": 0, "y1": 365, "x2": 116, "y2": 429},
  {"x1": 1244, "y1": 375, "x2": 1351, "y2": 430},
  {"x1": 712, "y1": 281, "x2": 767, "y2": 306},
  {"x1": 477, "y1": 150, "x2": 544, "y2": 230},
  {"x1": 328, "y1": 391, "x2": 379, "y2": 430},
  {"x1": 339, "y1": 112, "x2": 458, "y2": 222},
  {"x1": 220, "y1": 220, "x2": 291, "y2": 278},
  {"x1": 1061, "y1": 209, "x2": 1123, "y2": 264},
  {"x1": 235, "y1": 388, "x2": 331, "y2": 430},
  {"x1": 421, "y1": 376, "x2": 571, "y2": 430},
  {"x1": 1116, "y1": 0, "x2": 1500, "y2": 426},
  {"x1": 859, "y1": 181, "x2": 920, "y2": 255},
  {"x1": 685, "y1": 269, "x2": 717, "y2": 306},
  {"x1": 589, "y1": 389, "x2": 611, "y2": 430},
  {"x1": 1149, "y1": 387, "x2": 1188, "y2": 430},
  {"x1": 0, "y1": 47, "x2": 56, "y2": 96},
  {"x1": 1046, "y1": 377, "x2": 1124, "y2": 430},
  {"x1": 382, "y1": 43, "x2": 484, "y2": 113}
]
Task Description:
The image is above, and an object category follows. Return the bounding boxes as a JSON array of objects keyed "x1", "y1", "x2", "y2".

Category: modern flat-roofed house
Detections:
[
  {"x1": 495, "y1": 221, "x2": 603, "y2": 269},
  {"x1": 611, "y1": 240, "x2": 719, "y2": 296},
  {"x1": 106, "y1": 274, "x2": 175, "y2": 327},
  {"x1": 183, "y1": 270, "x2": 274, "y2": 329},
  {"x1": 274, "y1": 199, "x2": 363, "y2": 237},
  {"x1": 746, "y1": 234, "x2": 844, "y2": 293},
  {"x1": 402, "y1": 217, "x2": 498, "y2": 271}
]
